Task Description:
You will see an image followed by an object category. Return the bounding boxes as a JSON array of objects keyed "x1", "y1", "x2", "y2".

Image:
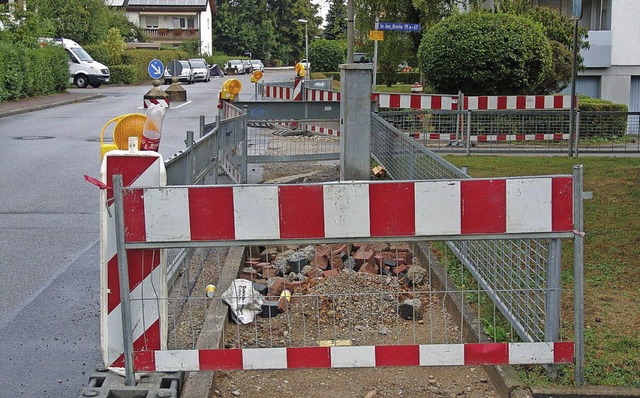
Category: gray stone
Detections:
[{"x1": 397, "y1": 298, "x2": 423, "y2": 320}]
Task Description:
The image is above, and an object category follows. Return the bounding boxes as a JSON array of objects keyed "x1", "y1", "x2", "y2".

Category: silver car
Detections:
[
  {"x1": 188, "y1": 58, "x2": 210, "y2": 82},
  {"x1": 164, "y1": 60, "x2": 195, "y2": 84},
  {"x1": 250, "y1": 59, "x2": 264, "y2": 72}
]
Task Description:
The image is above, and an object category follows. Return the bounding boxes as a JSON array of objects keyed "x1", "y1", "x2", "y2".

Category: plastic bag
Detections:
[
  {"x1": 221, "y1": 279, "x2": 264, "y2": 324},
  {"x1": 140, "y1": 103, "x2": 166, "y2": 151}
]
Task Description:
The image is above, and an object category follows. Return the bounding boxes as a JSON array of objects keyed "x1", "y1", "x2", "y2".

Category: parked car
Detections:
[
  {"x1": 188, "y1": 58, "x2": 210, "y2": 82},
  {"x1": 164, "y1": 60, "x2": 195, "y2": 84},
  {"x1": 225, "y1": 59, "x2": 244, "y2": 75},
  {"x1": 241, "y1": 60, "x2": 253, "y2": 74},
  {"x1": 354, "y1": 52, "x2": 372, "y2": 63},
  {"x1": 249, "y1": 59, "x2": 264, "y2": 72}
]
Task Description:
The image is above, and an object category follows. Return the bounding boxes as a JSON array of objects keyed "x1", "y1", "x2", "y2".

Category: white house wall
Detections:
[
  {"x1": 611, "y1": 0, "x2": 640, "y2": 66},
  {"x1": 200, "y1": 3, "x2": 212, "y2": 55}
]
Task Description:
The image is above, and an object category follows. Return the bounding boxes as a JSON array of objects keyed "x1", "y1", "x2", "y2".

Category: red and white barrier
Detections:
[
  {"x1": 293, "y1": 77, "x2": 304, "y2": 101},
  {"x1": 122, "y1": 177, "x2": 573, "y2": 244},
  {"x1": 376, "y1": 93, "x2": 458, "y2": 110},
  {"x1": 262, "y1": 85, "x2": 293, "y2": 100},
  {"x1": 464, "y1": 95, "x2": 572, "y2": 110},
  {"x1": 307, "y1": 88, "x2": 341, "y2": 102},
  {"x1": 407, "y1": 133, "x2": 570, "y2": 142},
  {"x1": 303, "y1": 123, "x2": 340, "y2": 137},
  {"x1": 99, "y1": 151, "x2": 168, "y2": 367},
  {"x1": 143, "y1": 98, "x2": 170, "y2": 109},
  {"x1": 132, "y1": 342, "x2": 574, "y2": 372}
]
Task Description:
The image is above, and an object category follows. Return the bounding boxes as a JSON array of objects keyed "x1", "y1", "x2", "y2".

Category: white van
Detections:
[{"x1": 42, "y1": 38, "x2": 110, "y2": 88}]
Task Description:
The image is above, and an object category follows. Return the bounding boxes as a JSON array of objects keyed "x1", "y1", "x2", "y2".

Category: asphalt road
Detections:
[{"x1": 0, "y1": 69, "x2": 294, "y2": 397}]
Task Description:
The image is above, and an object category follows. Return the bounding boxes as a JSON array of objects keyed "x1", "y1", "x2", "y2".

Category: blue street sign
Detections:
[
  {"x1": 148, "y1": 59, "x2": 164, "y2": 79},
  {"x1": 377, "y1": 22, "x2": 420, "y2": 32},
  {"x1": 572, "y1": 0, "x2": 582, "y2": 19}
]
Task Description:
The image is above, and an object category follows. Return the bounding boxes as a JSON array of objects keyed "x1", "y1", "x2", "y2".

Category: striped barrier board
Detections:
[
  {"x1": 293, "y1": 77, "x2": 303, "y2": 101},
  {"x1": 464, "y1": 95, "x2": 573, "y2": 110},
  {"x1": 407, "y1": 133, "x2": 571, "y2": 142},
  {"x1": 144, "y1": 98, "x2": 170, "y2": 109},
  {"x1": 221, "y1": 157, "x2": 241, "y2": 183},
  {"x1": 121, "y1": 177, "x2": 573, "y2": 244},
  {"x1": 262, "y1": 85, "x2": 293, "y2": 100},
  {"x1": 132, "y1": 342, "x2": 574, "y2": 372},
  {"x1": 99, "y1": 151, "x2": 168, "y2": 368},
  {"x1": 302, "y1": 123, "x2": 340, "y2": 137}
]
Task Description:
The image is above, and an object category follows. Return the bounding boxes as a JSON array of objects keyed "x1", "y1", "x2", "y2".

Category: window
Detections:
[
  {"x1": 145, "y1": 15, "x2": 158, "y2": 29},
  {"x1": 172, "y1": 17, "x2": 195, "y2": 29}
]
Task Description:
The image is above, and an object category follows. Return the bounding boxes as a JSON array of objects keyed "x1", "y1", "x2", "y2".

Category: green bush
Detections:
[
  {"x1": 109, "y1": 65, "x2": 137, "y2": 84},
  {"x1": 84, "y1": 44, "x2": 111, "y2": 66},
  {"x1": 418, "y1": 12, "x2": 552, "y2": 95},
  {"x1": 119, "y1": 48, "x2": 189, "y2": 83},
  {"x1": 309, "y1": 39, "x2": 344, "y2": 73},
  {"x1": 0, "y1": 42, "x2": 68, "y2": 102},
  {"x1": 579, "y1": 98, "x2": 629, "y2": 139}
]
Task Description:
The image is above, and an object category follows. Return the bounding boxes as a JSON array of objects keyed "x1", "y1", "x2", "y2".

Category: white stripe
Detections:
[
  {"x1": 564, "y1": 95, "x2": 572, "y2": 109},
  {"x1": 509, "y1": 342, "x2": 554, "y2": 364},
  {"x1": 415, "y1": 181, "x2": 461, "y2": 236},
  {"x1": 487, "y1": 96, "x2": 498, "y2": 110},
  {"x1": 399, "y1": 94, "x2": 411, "y2": 109},
  {"x1": 243, "y1": 347, "x2": 287, "y2": 369},
  {"x1": 467, "y1": 97, "x2": 478, "y2": 110},
  {"x1": 156, "y1": 350, "x2": 199, "y2": 371},
  {"x1": 421, "y1": 95, "x2": 431, "y2": 110},
  {"x1": 442, "y1": 96, "x2": 453, "y2": 110},
  {"x1": 420, "y1": 344, "x2": 464, "y2": 366},
  {"x1": 331, "y1": 346, "x2": 375, "y2": 367},
  {"x1": 378, "y1": 94, "x2": 390, "y2": 108},
  {"x1": 106, "y1": 203, "x2": 117, "y2": 261},
  {"x1": 323, "y1": 183, "x2": 370, "y2": 238},
  {"x1": 507, "y1": 96, "x2": 517, "y2": 109},
  {"x1": 144, "y1": 187, "x2": 191, "y2": 241},
  {"x1": 233, "y1": 185, "x2": 280, "y2": 240},
  {"x1": 107, "y1": 263, "x2": 164, "y2": 365},
  {"x1": 131, "y1": 156, "x2": 165, "y2": 188},
  {"x1": 525, "y1": 96, "x2": 536, "y2": 109},
  {"x1": 544, "y1": 96, "x2": 554, "y2": 109},
  {"x1": 506, "y1": 178, "x2": 552, "y2": 233}
]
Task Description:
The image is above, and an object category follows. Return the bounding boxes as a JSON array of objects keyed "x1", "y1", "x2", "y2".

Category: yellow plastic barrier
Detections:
[{"x1": 100, "y1": 113, "x2": 147, "y2": 159}]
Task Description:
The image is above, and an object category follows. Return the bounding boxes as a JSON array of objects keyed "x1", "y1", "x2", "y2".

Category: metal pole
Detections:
[
  {"x1": 347, "y1": 0, "x2": 354, "y2": 63},
  {"x1": 465, "y1": 111, "x2": 471, "y2": 156},
  {"x1": 186, "y1": 130, "x2": 194, "y2": 184},
  {"x1": 112, "y1": 174, "x2": 136, "y2": 386},
  {"x1": 574, "y1": 110, "x2": 581, "y2": 157},
  {"x1": 573, "y1": 164, "x2": 585, "y2": 386},
  {"x1": 305, "y1": 22, "x2": 309, "y2": 75},
  {"x1": 569, "y1": 18, "x2": 579, "y2": 157},
  {"x1": 545, "y1": 239, "x2": 562, "y2": 342},
  {"x1": 372, "y1": 17, "x2": 379, "y2": 91}
]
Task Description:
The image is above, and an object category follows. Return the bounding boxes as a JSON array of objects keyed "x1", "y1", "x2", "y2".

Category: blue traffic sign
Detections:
[
  {"x1": 377, "y1": 22, "x2": 421, "y2": 32},
  {"x1": 148, "y1": 59, "x2": 164, "y2": 79}
]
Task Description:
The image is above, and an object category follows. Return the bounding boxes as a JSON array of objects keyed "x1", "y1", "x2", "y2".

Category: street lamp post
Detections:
[{"x1": 297, "y1": 18, "x2": 309, "y2": 74}]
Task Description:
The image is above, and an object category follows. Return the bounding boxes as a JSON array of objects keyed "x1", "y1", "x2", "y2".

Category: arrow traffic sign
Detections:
[{"x1": 148, "y1": 59, "x2": 164, "y2": 79}]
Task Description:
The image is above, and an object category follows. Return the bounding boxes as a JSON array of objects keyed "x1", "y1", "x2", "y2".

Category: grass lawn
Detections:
[{"x1": 443, "y1": 155, "x2": 640, "y2": 388}]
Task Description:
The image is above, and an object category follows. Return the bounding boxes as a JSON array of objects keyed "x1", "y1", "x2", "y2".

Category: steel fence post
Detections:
[
  {"x1": 573, "y1": 165, "x2": 585, "y2": 386},
  {"x1": 199, "y1": 115, "x2": 205, "y2": 138},
  {"x1": 242, "y1": 106, "x2": 249, "y2": 183},
  {"x1": 112, "y1": 174, "x2": 136, "y2": 386},
  {"x1": 214, "y1": 115, "x2": 220, "y2": 185},
  {"x1": 574, "y1": 110, "x2": 581, "y2": 157},
  {"x1": 186, "y1": 130, "x2": 195, "y2": 184},
  {"x1": 466, "y1": 111, "x2": 471, "y2": 156}
]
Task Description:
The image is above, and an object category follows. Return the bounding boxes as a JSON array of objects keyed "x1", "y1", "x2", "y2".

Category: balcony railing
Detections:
[{"x1": 144, "y1": 28, "x2": 200, "y2": 41}]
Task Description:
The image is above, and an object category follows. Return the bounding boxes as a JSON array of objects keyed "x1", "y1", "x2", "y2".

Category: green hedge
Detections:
[
  {"x1": 579, "y1": 98, "x2": 629, "y2": 139},
  {"x1": 109, "y1": 65, "x2": 137, "y2": 85},
  {"x1": 0, "y1": 43, "x2": 68, "y2": 102},
  {"x1": 119, "y1": 48, "x2": 189, "y2": 83}
]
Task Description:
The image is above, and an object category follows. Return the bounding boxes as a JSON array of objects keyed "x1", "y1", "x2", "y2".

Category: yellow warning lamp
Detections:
[
  {"x1": 220, "y1": 78, "x2": 242, "y2": 100},
  {"x1": 251, "y1": 70, "x2": 263, "y2": 83}
]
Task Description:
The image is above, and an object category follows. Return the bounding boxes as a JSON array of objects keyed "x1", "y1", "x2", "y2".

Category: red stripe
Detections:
[
  {"x1": 497, "y1": 134, "x2": 507, "y2": 141},
  {"x1": 461, "y1": 180, "x2": 506, "y2": 234},
  {"x1": 105, "y1": 156, "x2": 158, "y2": 201},
  {"x1": 369, "y1": 182, "x2": 415, "y2": 237},
  {"x1": 431, "y1": 95, "x2": 442, "y2": 110},
  {"x1": 516, "y1": 96, "x2": 526, "y2": 109},
  {"x1": 199, "y1": 349, "x2": 244, "y2": 370},
  {"x1": 410, "y1": 94, "x2": 421, "y2": 109},
  {"x1": 477, "y1": 96, "x2": 488, "y2": 110},
  {"x1": 111, "y1": 319, "x2": 161, "y2": 367},
  {"x1": 535, "y1": 95, "x2": 545, "y2": 109},
  {"x1": 553, "y1": 133, "x2": 563, "y2": 141},
  {"x1": 464, "y1": 343, "x2": 508, "y2": 365},
  {"x1": 554, "y1": 342, "x2": 574, "y2": 363},
  {"x1": 535, "y1": 134, "x2": 545, "y2": 141},
  {"x1": 124, "y1": 189, "x2": 145, "y2": 242},
  {"x1": 552, "y1": 177, "x2": 573, "y2": 232},
  {"x1": 287, "y1": 347, "x2": 331, "y2": 368},
  {"x1": 134, "y1": 350, "x2": 156, "y2": 372},
  {"x1": 375, "y1": 345, "x2": 419, "y2": 367},
  {"x1": 554, "y1": 95, "x2": 564, "y2": 109},
  {"x1": 497, "y1": 96, "x2": 507, "y2": 109},
  {"x1": 189, "y1": 187, "x2": 235, "y2": 240},
  {"x1": 429, "y1": 133, "x2": 439, "y2": 140},
  {"x1": 107, "y1": 249, "x2": 162, "y2": 314},
  {"x1": 279, "y1": 185, "x2": 325, "y2": 238},
  {"x1": 515, "y1": 134, "x2": 525, "y2": 141},
  {"x1": 389, "y1": 94, "x2": 401, "y2": 108},
  {"x1": 477, "y1": 135, "x2": 488, "y2": 142}
]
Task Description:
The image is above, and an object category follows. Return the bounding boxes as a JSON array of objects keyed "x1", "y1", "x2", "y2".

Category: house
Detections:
[
  {"x1": 533, "y1": 0, "x2": 640, "y2": 111},
  {"x1": 106, "y1": 0, "x2": 216, "y2": 56}
]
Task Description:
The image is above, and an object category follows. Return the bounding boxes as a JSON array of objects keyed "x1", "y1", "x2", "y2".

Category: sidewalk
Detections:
[{"x1": 0, "y1": 91, "x2": 103, "y2": 119}]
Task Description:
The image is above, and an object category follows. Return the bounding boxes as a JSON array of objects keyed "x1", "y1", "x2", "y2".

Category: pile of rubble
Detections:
[{"x1": 223, "y1": 243, "x2": 436, "y2": 348}]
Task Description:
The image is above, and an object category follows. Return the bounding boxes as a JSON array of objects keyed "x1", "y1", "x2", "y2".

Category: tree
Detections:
[
  {"x1": 418, "y1": 12, "x2": 552, "y2": 95},
  {"x1": 324, "y1": 0, "x2": 347, "y2": 40},
  {"x1": 377, "y1": 32, "x2": 413, "y2": 86},
  {"x1": 30, "y1": 0, "x2": 111, "y2": 44},
  {"x1": 308, "y1": 39, "x2": 344, "y2": 72},
  {"x1": 103, "y1": 27, "x2": 126, "y2": 65}
]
